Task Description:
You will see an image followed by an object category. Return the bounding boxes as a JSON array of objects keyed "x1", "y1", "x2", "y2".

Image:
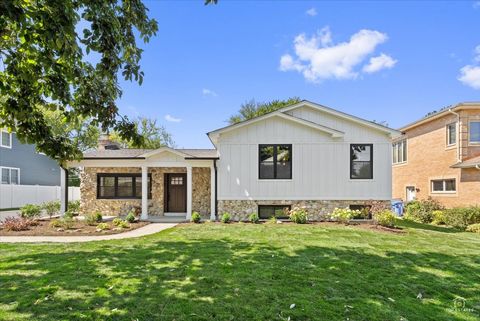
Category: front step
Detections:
[
  {"x1": 146, "y1": 216, "x2": 188, "y2": 223},
  {"x1": 164, "y1": 212, "x2": 187, "y2": 217}
]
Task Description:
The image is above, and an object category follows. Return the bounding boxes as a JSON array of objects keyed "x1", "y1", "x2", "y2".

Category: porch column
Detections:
[
  {"x1": 210, "y1": 164, "x2": 216, "y2": 220},
  {"x1": 141, "y1": 166, "x2": 148, "y2": 220},
  {"x1": 60, "y1": 167, "x2": 68, "y2": 216},
  {"x1": 186, "y1": 165, "x2": 192, "y2": 219}
]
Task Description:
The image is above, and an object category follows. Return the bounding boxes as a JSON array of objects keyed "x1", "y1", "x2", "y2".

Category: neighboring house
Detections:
[
  {"x1": 392, "y1": 102, "x2": 480, "y2": 207},
  {"x1": 67, "y1": 101, "x2": 399, "y2": 220},
  {"x1": 0, "y1": 129, "x2": 60, "y2": 186}
]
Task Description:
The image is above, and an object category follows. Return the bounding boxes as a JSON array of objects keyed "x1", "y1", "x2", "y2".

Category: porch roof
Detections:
[
  {"x1": 451, "y1": 155, "x2": 480, "y2": 169},
  {"x1": 83, "y1": 148, "x2": 218, "y2": 160}
]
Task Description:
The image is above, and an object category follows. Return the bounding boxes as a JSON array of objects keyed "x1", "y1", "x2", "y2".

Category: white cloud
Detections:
[
  {"x1": 306, "y1": 8, "x2": 317, "y2": 16},
  {"x1": 458, "y1": 65, "x2": 480, "y2": 89},
  {"x1": 202, "y1": 88, "x2": 218, "y2": 97},
  {"x1": 279, "y1": 27, "x2": 395, "y2": 82},
  {"x1": 164, "y1": 114, "x2": 182, "y2": 122},
  {"x1": 363, "y1": 53, "x2": 397, "y2": 73}
]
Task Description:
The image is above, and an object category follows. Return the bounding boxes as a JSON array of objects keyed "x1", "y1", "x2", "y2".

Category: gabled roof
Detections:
[
  {"x1": 400, "y1": 102, "x2": 480, "y2": 132},
  {"x1": 207, "y1": 100, "x2": 400, "y2": 145}
]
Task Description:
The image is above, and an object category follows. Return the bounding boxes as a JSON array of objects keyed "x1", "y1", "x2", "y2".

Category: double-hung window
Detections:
[
  {"x1": 446, "y1": 122, "x2": 457, "y2": 146},
  {"x1": 392, "y1": 139, "x2": 407, "y2": 164},
  {"x1": 1, "y1": 167, "x2": 20, "y2": 184},
  {"x1": 350, "y1": 144, "x2": 373, "y2": 179},
  {"x1": 259, "y1": 144, "x2": 292, "y2": 179},
  {"x1": 0, "y1": 130, "x2": 12, "y2": 148},
  {"x1": 469, "y1": 121, "x2": 480, "y2": 144},
  {"x1": 97, "y1": 173, "x2": 152, "y2": 199}
]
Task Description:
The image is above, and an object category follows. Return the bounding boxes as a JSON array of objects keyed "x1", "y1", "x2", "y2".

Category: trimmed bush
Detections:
[
  {"x1": 466, "y1": 223, "x2": 480, "y2": 233},
  {"x1": 374, "y1": 210, "x2": 396, "y2": 228},
  {"x1": 112, "y1": 217, "x2": 123, "y2": 226},
  {"x1": 125, "y1": 211, "x2": 136, "y2": 223},
  {"x1": 42, "y1": 201, "x2": 60, "y2": 218},
  {"x1": 248, "y1": 213, "x2": 259, "y2": 224},
  {"x1": 221, "y1": 212, "x2": 231, "y2": 223},
  {"x1": 50, "y1": 219, "x2": 62, "y2": 228},
  {"x1": 50, "y1": 217, "x2": 74, "y2": 229},
  {"x1": 432, "y1": 210, "x2": 446, "y2": 225},
  {"x1": 404, "y1": 198, "x2": 444, "y2": 224},
  {"x1": 116, "y1": 220, "x2": 130, "y2": 229},
  {"x1": 85, "y1": 212, "x2": 103, "y2": 226},
  {"x1": 288, "y1": 207, "x2": 308, "y2": 224},
  {"x1": 20, "y1": 204, "x2": 42, "y2": 218},
  {"x1": 3, "y1": 217, "x2": 30, "y2": 231},
  {"x1": 96, "y1": 222, "x2": 110, "y2": 231},
  {"x1": 443, "y1": 207, "x2": 480, "y2": 229},
  {"x1": 329, "y1": 208, "x2": 360, "y2": 224},
  {"x1": 63, "y1": 210, "x2": 74, "y2": 219},
  {"x1": 191, "y1": 212, "x2": 201, "y2": 223}
]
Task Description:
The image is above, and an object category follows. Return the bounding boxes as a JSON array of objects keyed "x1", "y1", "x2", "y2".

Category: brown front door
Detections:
[{"x1": 165, "y1": 173, "x2": 187, "y2": 212}]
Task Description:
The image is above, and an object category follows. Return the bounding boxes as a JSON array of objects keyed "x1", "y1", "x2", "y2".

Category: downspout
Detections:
[
  {"x1": 448, "y1": 109, "x2": 461, "y2": 163},
  {"x1": 213, "y1": 159, "x2": 218, "y2": 220},
  {"x1": 61, "y1": 166, "x2": 69, "y2": 213}
]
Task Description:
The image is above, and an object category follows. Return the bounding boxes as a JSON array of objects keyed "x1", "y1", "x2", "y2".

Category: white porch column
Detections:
[
  {"x1": 186, "y1": 165, "x2": 192, "y2": 219},
  {"x1": 141, "y1": 166, "x2": 148, "y2": 220},
  {"x1": 60, "y1": 167, "x2": 67, "y2": 216},
  {"x1": 210, "y1": 164, "x2": 216, "y2": 220}
]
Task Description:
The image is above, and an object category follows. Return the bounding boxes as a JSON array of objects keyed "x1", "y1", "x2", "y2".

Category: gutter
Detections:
[{"x1": 448, "y1": 109, "x2": 462, "y2": 163}]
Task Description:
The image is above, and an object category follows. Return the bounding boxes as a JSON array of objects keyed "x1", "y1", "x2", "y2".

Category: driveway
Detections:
[{"x1": 0, "y1": 210, "x2": 20, "y2": 222}]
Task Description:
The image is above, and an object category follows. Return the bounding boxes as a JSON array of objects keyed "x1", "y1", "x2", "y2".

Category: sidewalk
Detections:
[{"x1": 0, "y1": 223, "x2": 177, "y2": 243}]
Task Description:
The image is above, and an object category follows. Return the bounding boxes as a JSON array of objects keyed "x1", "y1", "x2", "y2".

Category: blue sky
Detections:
[{"x1": 116, "y1": 1, "x2": 480, "y2": 148}]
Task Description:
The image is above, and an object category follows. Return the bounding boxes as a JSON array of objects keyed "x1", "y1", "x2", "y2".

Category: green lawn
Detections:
[{"x1": 0, "y1": 221, "x2": 479, "y2": 321}]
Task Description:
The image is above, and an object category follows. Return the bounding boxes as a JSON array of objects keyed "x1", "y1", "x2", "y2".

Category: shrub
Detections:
[
  {"x1": 96, "y1": 222, "x2": 110, "y2": 231},
  {"x1": 50, "y1": 219, "x2": 62, "y2": 228},
  {"x1": 221, "y1": 212, "x2": 231, "y2": 223},
  {"x1": 248, "y1": 212, "x2": 259, "y2": 224},
  {"x1": 20, "y1": 204, "x2": 42, "y2": 218},
  {"x1": 63, "y1": 210, "x2": 74, "y2": 219},
  {"x1": 267, "y1": 216, "x2": 278, "y2": 224},
  {"x1": 443, "y1": 207, "x2": 480, "y2": 229},
  {"x1": 404, "y1": 198, "x2": 444, "y2": 224},
  {"x1": 125, "y1": 211, "x2": 136, "y2": 223},
  {"x1": 85, "y1": 211, "x2": 103, "y2": 226},
  {"x1": 68, "y1": 200, "x2": 80, "y2": 214},
  {"x1": 374, "y1": 210, "x2": 396, "y2": 228},
  {"x1": 288, "y1": 207, "x2": 308, "y2": 224},
  {"x1": 3, "y1": 217, "x2": 30, "y2": 231},
  {"x1": 466, "y1": 223, "x2": 480, "y2": 233},
  {"x1": 112, "y1": 217, "x2": 123, "y2": 226},
  {"x1": 116, "y1": 220, "x2": 130, "y2": 229},
  {"x1": 329, "y1": 208, "x2": 359, "y2": 224},
  {"x1": 191, "y1": 212, "x2": 201, "y2": 223},
  {"x1": 432, "y1": 210, "x2": 446, "y2": 225},
  {"x1": 365, "y1": 200, "x2": 389, "y2": 215},
  {"x1": 42, "y1": 201, "x2": 60, "y2": 218}
]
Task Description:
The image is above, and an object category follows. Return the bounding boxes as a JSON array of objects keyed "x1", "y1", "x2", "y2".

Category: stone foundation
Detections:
[
  {"x1": 217, "y1": 199, "x2": 391, "y2": 221},
  {"x1": 80, "y1": 167, "x2": 211, "y2": 217}
]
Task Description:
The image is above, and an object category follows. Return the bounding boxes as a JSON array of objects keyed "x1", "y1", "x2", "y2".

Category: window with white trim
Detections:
[
  {"x1": 0, "y1": 130, "x2": 12, "y2": 148},
  {"x1": 1, "y1": 167, "x2": 20, "y2": 184},
  {"x1": 392, "y1": 139, "x2": 407, "y2": 164},
  {"x1": 446, "y1": 122, "x2": 456, "y2": 146},
  {"x1": 469, "y1": 121, "x2": 480, "y2": 143},
  {"x1": 431, "y1": 179, "x2": 456, "y2": 193}
]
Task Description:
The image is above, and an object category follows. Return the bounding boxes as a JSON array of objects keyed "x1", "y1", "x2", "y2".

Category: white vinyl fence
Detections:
[{"x1": 0, "y1": 184, "x2": 80, "y2": 209}]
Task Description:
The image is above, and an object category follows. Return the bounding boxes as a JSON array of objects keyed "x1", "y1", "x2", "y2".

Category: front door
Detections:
[
  {"x1": 406, "y1": 186, "x2": 416, "y2": 202},
  {"x1": 165, "y1": 173, "x2": 187, "y2": 212}
]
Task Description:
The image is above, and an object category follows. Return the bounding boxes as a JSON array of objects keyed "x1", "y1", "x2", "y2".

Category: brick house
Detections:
[{"x1": 392, "y1": 102, "x2": 480, "y2": 207}]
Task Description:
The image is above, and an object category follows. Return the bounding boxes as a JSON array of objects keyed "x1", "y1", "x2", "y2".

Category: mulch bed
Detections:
[{"x1": 0, "y1": 219, "x2": 149, "y2": 236}]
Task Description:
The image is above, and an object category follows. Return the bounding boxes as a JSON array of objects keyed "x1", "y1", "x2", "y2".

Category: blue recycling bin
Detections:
[{"x1": 391, "y1": 199, "x2": 404, "y2": 217}]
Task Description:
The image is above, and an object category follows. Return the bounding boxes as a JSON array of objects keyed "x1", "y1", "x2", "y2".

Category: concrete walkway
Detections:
[{"x1": 0, "y1": 223, "x2": 177, "y2": 243}]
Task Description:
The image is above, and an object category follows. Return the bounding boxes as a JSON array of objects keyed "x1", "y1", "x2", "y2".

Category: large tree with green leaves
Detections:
[
  {"x1": 110, "y1": 117, "x2": 175, "y2": 149},
  {"x1": 228, "y1": 97, "x2": 302, "y2": 124},
  {"x1": 0, "y1": 0, "x2": 158, "y2": 165}
]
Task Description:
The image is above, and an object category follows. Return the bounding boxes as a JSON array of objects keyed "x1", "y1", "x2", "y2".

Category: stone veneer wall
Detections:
[
  {"x1": 217, "y1": 200, "x2": 391, "y2": 221},
  {"x1": 80, "y1": 167, "x2": 211, "y2": 216}
]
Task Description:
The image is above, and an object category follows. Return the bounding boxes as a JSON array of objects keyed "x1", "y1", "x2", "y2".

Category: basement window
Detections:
[{"x1": 258, "y1": 205, "x2": 291, "y2": 219}]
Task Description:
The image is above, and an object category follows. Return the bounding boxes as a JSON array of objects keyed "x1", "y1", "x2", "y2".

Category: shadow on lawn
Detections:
[
  {"x1": 397, "y1": 219, "x2": 463, "y2": 234},
  {"x1": 0, "y1": 238, "x2": 478, "y2": 321}
]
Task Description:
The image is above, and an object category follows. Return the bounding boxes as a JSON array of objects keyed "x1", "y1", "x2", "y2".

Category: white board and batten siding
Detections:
[
  {"x1": 216, "y1": 105, "x2": 393, "y2": 201},
  {"x1": 0, "y1": 185, "x2": 80, "y2": 209}
]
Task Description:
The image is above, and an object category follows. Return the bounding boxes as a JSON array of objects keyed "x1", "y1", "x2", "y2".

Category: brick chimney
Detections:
[{"x1": 97, "y1": 133, "x2": 120, "y2": 150}]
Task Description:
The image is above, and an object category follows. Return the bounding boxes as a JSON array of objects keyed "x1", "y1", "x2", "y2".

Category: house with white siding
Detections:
[{"x1": 66, "y1": 100, "x2": 399, "y2": 221}]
